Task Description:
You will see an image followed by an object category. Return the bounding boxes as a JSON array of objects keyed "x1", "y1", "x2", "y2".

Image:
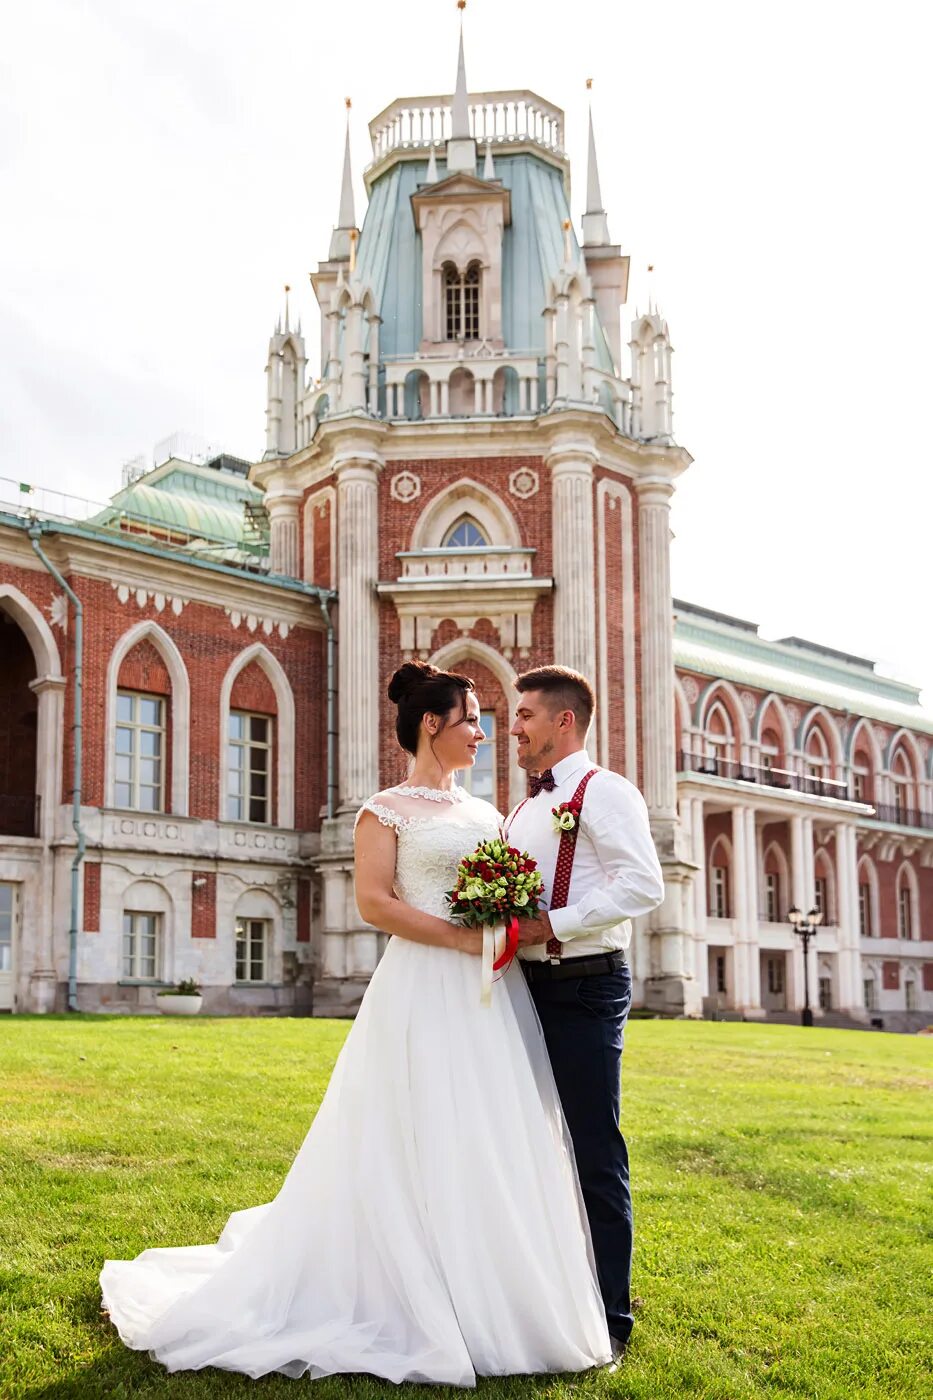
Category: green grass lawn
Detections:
[{"x1": 0, "y1": 1016, "x2": 930, "y2": 1400}]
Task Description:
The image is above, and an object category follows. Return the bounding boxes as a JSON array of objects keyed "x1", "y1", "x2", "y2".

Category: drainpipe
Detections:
[
  {"x1": 318, "y1": 594, "x2": 338, "y2": 819},
  {"x1": 28, "y1": 525, "x2": 84, "y2": 1011}
]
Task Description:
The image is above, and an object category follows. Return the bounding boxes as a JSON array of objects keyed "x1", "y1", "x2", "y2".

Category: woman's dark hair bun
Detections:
[
  {"x1": 386, "y1": 661, "x2": 475, "y2": 756},
  {"x1": 386, "y1": 661, "x2": 440, "y2": 706}
]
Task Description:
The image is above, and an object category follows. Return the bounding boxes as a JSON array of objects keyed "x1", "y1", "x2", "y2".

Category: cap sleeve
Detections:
[{"x1": 354, "y1": 799, "x2": 410, "y2": 833}]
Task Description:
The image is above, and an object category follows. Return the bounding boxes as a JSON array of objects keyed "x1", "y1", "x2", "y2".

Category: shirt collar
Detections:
[{"x1": 550, "y1": 749, "x2": 591, "y2": 787}]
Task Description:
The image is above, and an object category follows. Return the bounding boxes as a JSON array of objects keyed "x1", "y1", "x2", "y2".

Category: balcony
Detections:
[
  {"x1": 367, "y1": 90, "x2": 566, "y2": 174},
  {"x1": 396, "y1": 546, "x2": 536, "y2": 580},
  {"x1": 0, "y1": 795, "x2": 40, "y2": 838},
  {"x1": 869, "y1": 803, "x2": 933, "y2": 832},
  {"x1": 678, "y1": 750, "x2": 850, "y2": 801}
]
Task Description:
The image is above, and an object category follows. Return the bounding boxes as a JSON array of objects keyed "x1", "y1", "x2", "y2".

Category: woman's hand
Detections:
[{"x1": 454, "y1": 927, "x2": 484, "y2": 957}]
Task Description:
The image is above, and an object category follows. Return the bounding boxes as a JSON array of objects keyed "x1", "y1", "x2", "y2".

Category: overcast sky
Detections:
[{"x1": 2, "y1": 0, "x2": 930, "y2": 704}]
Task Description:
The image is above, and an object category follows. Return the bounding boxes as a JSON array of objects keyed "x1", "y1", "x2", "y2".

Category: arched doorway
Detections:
[{"x1": 0, "y1": 609, "x2": 38, "y2": 837}]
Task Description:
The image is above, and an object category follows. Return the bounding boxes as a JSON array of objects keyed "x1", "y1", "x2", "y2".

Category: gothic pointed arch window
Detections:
[
  {"x1": 444, "y1": 260, "x2": 481, "y2": 341},
  {"x1": 443, "y1": 516, "x2": 488, "y2": 549}
]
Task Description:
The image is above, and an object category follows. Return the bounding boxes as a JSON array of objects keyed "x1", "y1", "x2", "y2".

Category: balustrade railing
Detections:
[
  {"x1": 678, "y1": 750, "x2": 849, "y2": 801},
  {"x1": 368, "y1": 90, "x2": 565, "y2": 166},
  {"x1": 871, "y1": 803, "x2": 933, "y2": 831},
  {"x1": 396, "y1": 547, "x2": 536, "y2": 581}
]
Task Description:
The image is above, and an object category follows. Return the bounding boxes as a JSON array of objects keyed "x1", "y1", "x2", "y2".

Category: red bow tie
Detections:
[{"x1": 529, "y1": 769, "x2": 556, "y2": 797}]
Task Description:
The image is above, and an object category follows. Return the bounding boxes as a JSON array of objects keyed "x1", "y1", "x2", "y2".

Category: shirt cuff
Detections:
[{"x1": 547, "y1": 905, "x2": 586, "y2": 942}]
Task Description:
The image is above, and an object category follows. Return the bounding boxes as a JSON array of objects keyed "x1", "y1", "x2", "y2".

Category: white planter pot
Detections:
[{"x1": 157, "y1": 994, "x2": 203, "y2": 1017}]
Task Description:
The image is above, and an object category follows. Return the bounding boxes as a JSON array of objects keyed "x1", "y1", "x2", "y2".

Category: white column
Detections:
[
  {"x1": 342, "y1": 303, "x2": 367, "y2": 411},
  {"x1": 267, "y1": 492, "x2": 302, "y2": 577},
  {"x1": 336, "y1": 456, "x2": 381, "y2": 810},
  {"x1": 731, "y1": 805, "x2": 750, "y2": 1008},
  {"x1": 547, "y1": 443, "x2": 597, "y2": 681},
  {"x1": 744, "y1": 806, "x2": 762, "y2": 1010},
  {"x1": 835, "y1": 822, "x2": 860, "y2": 1012},
  {"x1": 636, "y1": 477, "x2": 677, "y2": 825},
  {"x1": 27, "y1": 675, "x2": 65, "y2": 1010},
  {"x1": 691, "y1": 796, "x2": 709, "y2": 998},
  {"x1": 789, "y1": 814, "x2": 806, "y2": 1008}
]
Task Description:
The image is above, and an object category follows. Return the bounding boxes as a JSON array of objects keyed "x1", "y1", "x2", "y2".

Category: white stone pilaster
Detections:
[
  {"x1": 636, "y1": 477, "x2": 677, "y2": 827},
  {"x1": 836, "y1": 823, "x2": 861, "y2": 1012},
  {"x1": 732, "y1": 804, "x2": 751, "y2": 1008},
  {"x1": 547, "y1": 442, "x2": 597, "y2": 682},
  {"x1": 267, "y1": 492, "x2": 302, "y2": 578},
  {"x1": 743, "y1": 806, "x2": 762, "y2": 1010},
  {"x1": 336, "y1": 454, "x2": 381, "y2": 811}
]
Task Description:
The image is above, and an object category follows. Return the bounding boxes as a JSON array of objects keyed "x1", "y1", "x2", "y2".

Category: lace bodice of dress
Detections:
[{"x1": 356, "y1": 787, "x2": 502, "y2": 921}]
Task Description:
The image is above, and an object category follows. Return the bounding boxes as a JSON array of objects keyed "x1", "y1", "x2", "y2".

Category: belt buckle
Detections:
[{"x1": 548, "y1": 955, "x2": 561, "y2": 967}]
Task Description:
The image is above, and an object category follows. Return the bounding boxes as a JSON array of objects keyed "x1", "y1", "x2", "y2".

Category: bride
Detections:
[{"x1": 100, "y1": 661, "x2": 612, "y2": 1385}]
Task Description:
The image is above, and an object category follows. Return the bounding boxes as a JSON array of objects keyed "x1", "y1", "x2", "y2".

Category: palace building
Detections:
[{"x1": 1, "y1": 31, "x2": 930, "y2": 1027}]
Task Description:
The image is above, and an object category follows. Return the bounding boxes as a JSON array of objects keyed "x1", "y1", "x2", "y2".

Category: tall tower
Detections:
[{"x1": 253, "y1": 12, "x2": 698, "y2": 1016}]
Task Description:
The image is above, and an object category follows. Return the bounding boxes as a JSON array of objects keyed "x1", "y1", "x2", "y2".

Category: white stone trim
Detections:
[
  {"x1": 856, "y1": 853, "x2": 881, "y2": 939},
  {"x1": 596, "y1": 480, "x2": 636, "y2": 777},
  {"x1": 895, "y1": 860, "x2": 920, "y2": 940},
  {"x1": 302, "y1": 484, "x2": 337, "y2": 590},
  {"x1": 428, "y1": 636, "x2": 525, "y2": 811},
  {"x1": 105, "y1": 621, "x2": 191, "y2": 818},
  {"x1": 218, "y1": 644, "x2": 296, "y2": 830},
  {"x1": 410, "y1": 477, "x2": 522, "y2": 552}
]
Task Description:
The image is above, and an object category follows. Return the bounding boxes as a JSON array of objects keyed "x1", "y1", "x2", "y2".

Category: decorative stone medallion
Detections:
[
  {"x1": 390, "y1": 471, "x2": 422, "y2": 504},
  {"x1": 682, "y1": 675, "x2": 699, "y2": 705},
  {"x1": 786, "y1": 703, "x2": 801, "y2": 729},
  {"x1": 740, "y1": 689, "x2": 756, "y2": 718},
  {"x1": 48, "y1": 594, "x2": 68, "y2": 632},
  {"x1": 509, "y1": 467, "x2": 539, "y2": 501}
]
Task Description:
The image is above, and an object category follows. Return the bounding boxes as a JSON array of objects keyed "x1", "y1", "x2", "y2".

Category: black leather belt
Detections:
[{"x1": 522, "y1": 950, "x2": 627, "y2": 984}]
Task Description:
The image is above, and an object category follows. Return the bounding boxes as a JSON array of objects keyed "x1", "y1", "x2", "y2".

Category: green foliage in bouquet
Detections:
[{"x1": 446, "y1": 837, "x2": 545, "y2": 928}]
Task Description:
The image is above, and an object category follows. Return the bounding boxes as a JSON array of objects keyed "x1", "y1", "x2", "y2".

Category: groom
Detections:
[{"x1": 506, "y1": 665, "x2": 664, "y2": 1358}]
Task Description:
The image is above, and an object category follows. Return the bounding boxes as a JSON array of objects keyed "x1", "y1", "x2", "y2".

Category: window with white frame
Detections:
[
  {"x1": 443, "y1": 516, "x2": 488, "y2": 549},
  {"x1": 858, "y1": 881, "x2": 872, "y2": 937},
  {"x1": 891, "y1": 749, "x2": 913, "y2": 822},
  {"x1": 710, "y1": 864, "x2": 729, "y2": 919},
  {"x1": 805, "y1": 726, "x2": 831, "y2": 782},
  {"x1": 227, "y1": 712, "x2": 272, "y2": 824},
  {"x1": 814, "y1": 875, "x2": 829, "y2": 922},
  {"x1": 444, "y1": 261, "x2": 481, "y2": 341},
  {"x1": 905, "y1": 978, "x2": 916, "y2": 1011},
  {"x1": 764, "y1": 871, "x2": 780, "y2": 923},
  {"x1": 460, "y1": 710, "x2": 496, "y2": 806},
  {"x1": 819, "y1": 976, "x2": 832, "y2": 1010},
  {"x1": 851, "y1": 766, "x2": 869, "y2": 803},
  {"x1": 122, "y1": 910, "x2": 160, "y2": 980},
  {"x1": 115, "y1": 692, "x2": 165, "y2": 811},
  {"x1": 863, "y1": 977, "x2": 876, "y2": 1011},
  {"x1": 766, "y1": 957, "x2": 785, "y2": 995},
  {"x1": 704, "y1": 702, "x2": 735, "y2": 767},
  {"x1": 898, "y1": 883, "x2": 914, "y2": 939},
  {"x1": 235, "y1": 917, "x2": 269, "y2": 983}
]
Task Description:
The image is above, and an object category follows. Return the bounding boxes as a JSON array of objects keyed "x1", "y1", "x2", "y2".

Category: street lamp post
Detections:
[{"x1": 788, "y1": 905, "x2": 823, "y2": 1027}]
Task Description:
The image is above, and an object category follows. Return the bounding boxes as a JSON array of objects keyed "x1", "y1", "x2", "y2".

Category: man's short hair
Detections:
[{"x1": 514, "y1": 665, "x2": 595, "y2": 733}]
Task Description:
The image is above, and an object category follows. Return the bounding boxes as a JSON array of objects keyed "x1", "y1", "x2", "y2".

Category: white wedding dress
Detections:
[{"x1": 100, "y1": 785, "x2": 611, "y2": 1385}]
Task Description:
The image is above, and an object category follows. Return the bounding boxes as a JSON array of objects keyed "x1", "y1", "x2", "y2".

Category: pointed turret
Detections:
[
  {"x1": 264, "y1": 286, "x2": 307, "y2": 459},
  {"x1": 582, "y1": 82, "x2": 611, "y2": 247},
  {"x1": 447, "y1": 2, "x2": 476, "y2": 175},
  {"x1": 329, "y1": 98, "x2": 360, "y2": 261}
]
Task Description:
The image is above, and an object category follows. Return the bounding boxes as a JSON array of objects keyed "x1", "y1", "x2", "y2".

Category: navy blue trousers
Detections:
[{"x1": 527, "y1": 964, "x2": 634, "y2": 1344}]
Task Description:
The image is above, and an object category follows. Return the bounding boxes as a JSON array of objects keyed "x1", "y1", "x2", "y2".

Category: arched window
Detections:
[
  {"x1": 857, "y1": 855, "x2": 879, "y2": 938},
  {"x1": 444, "y1": 261, "x2": 481, "y2": 341},
  {"x1": 760, "y1": 726, "x2": 782, "y2": 773},
  {"x1": 443, "y1": 516, "x2": 488, "y2": 549},
  {"x1": 896, "y1": 863, "x2": 919, "y2": 940},
  {"x1": 891, "y1": 748, "x2": 915, "y2": 824},
  {"x1": 708, "y1": 836, "x2": 732, "y2": 919},
  {"x1": 705, "y1": 701, "x2": 735, "y2": 769},
  {"x1": 851, "y1": 747, "x2": 873, "y2": 803},
  {"x1": 814, "y1": 849, "x2": 835, "y2": 925},
  {"x1": 805, "y1": 725, "x2": 831, "y2": 782}
]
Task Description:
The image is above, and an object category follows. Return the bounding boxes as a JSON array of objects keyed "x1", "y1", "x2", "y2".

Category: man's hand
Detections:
[{"x1": 518, "y1": 911, "x2": 552, "y2": 947}]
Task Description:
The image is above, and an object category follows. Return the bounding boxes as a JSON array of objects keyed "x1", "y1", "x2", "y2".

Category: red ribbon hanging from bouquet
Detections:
[{"x1": 492, "y1": 915, "x2": 520, "y2": 974}]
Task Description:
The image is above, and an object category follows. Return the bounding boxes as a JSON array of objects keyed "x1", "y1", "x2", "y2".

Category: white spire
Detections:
[
  {"x1": 447, "y1": 2, "x2": 476, "y2": 175},
  {"x1": 426, "y1": 143, "x2": 438, "y2": 182},
  {"x1": 483, "y1": 139, "x2": 495, "y2": 180},
  {"x1": 329, "y1": 98, "x2": 359, "y2": 261},
  {"x1": 582, "y1": 81, "x2": 611, "y2": 246},
  {"x1": 338, "y1": 98, "x2": 355, "y2": 229},
  {"x1": 452, "y1": 5, "x2": 470, "y2": 139}
]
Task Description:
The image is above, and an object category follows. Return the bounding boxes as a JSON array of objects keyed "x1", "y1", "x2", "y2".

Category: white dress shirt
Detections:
[{"x1": 505, "y1": 749, "x2": 664, "y2": 962}]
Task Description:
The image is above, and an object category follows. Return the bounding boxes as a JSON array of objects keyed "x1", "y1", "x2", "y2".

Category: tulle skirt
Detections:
[{"x1": 100, "y1": 938, "x2": 611, "y2": 1385}]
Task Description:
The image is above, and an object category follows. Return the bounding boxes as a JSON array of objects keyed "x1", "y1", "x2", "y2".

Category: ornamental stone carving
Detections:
[
  {"x1": 509, "y1": 467, "x2": 539, "y2": 501},
  {"x1": 740, "y1": 690, "x2": 756, "y2": 718},
  {"x1": 48, "y1": 594, "x2": 68, "y2": 631},
  {"x1": 112, "y1": 581, "x2": 186, "y2": 615},
  {"x1": 390, "y1": 471, "x2": 422, "y2": 504},
  {"x1": 682, "y1": 675, "x2": 699, "y2": 704},
  {"x1": 224, "y1": 608, "x2": 290, "y2": 639},
  {"x1": 786, "y1": 703, "x2": 801, "y2": 728}
]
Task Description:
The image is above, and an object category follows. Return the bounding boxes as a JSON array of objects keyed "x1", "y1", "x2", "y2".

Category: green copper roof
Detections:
[
  {"x1": 674, "y1": 604, "x2": 933, "y2": 736},
  {"x1": 358, "y1": 152, "x2": 614, "y2": 370},
  {"x1": 91, "y1": 459, "x2": 267, "y2": 553}
]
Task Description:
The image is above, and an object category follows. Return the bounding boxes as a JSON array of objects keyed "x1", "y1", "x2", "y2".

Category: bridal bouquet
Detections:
[{"x1": 446, "y1": 838, "x2": 545, "y2": 1006}]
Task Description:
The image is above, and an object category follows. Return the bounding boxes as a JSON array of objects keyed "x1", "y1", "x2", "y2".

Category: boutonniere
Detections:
[{"x1": 552, "y1": 800, "x2": 583, "y2": 835}]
